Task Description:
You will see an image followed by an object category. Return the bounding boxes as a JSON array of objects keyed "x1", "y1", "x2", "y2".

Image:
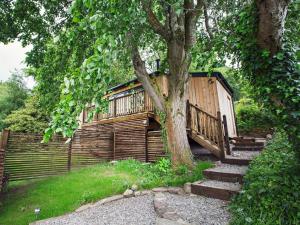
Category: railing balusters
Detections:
[{"x1": 187, "y1": 102, "x2": 221, "y2": 149}]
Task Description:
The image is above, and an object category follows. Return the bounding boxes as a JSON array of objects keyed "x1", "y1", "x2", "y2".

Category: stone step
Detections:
[
  {"x1": 203, "y1": 164, "x2": 247, "y2": 184},
  {"x1": 222, "y1": 151, "x2": 259, "y2": 165},
  {"x1": 232, "y1": 146, "x2": 264, "y2": 151},
  {"x1": 222, "y1": 157, "x2": 251, "y2": 165},
  {"x1": 233, "y1": 142, "x2": 265, "y2": 147},
  {"x1": 191, "y1": 180, "x2": 241, "y2": 201}
]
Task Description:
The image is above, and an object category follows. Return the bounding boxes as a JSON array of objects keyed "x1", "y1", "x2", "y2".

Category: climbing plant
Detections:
[{"x1": 217, "y1": 1, "x2": 300, "y2": 158}]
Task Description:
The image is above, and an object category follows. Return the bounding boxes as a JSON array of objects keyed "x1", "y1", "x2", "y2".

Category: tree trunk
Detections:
[
  {"x1": 164, "y1": 39, "x2": 194, "y2": 167},
  {"x1": 165, "y1": 90, "x2": 193, "y2": 168},
  {"x1": 256, "y1": 0, "x2": 290, "y2": 56}
]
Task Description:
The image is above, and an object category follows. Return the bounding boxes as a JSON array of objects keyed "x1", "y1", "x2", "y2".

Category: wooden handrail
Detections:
[
  {"x1": 187, "y1": 101, "x2": 225, "y2": 158},
  {"x1": 188, "y1": 103, "x2": 218, "y2": 120}
]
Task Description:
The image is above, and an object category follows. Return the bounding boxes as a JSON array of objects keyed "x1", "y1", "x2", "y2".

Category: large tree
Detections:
[
  {"x1": 1, "y1": 0, "x2": 299, "y2": 165},
  {"x1": 0, "y1": 73, "x2": 28, "y2": 130}
]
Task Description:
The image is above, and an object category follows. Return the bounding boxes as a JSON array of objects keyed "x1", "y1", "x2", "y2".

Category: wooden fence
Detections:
[
  {"x1": 3, "y1": 131, "x2": 70, "y2": 181},
  {"x1": 147, "y1": 131, "x2": 165, "y2": 162},
  {"x1": 0, "y1": 126, "x2": 166, "y2": 184}
]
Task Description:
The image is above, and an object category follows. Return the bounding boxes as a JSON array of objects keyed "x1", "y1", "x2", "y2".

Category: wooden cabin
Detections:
[{"x1": 77, "y1": 72, "x2": 237, "y2": 162}]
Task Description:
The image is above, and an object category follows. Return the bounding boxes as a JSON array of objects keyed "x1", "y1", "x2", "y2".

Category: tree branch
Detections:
[
  {"x1": 142, "y1": 0, "x2": 171, "y2": 40},
  {"x1": 184, "y1": 0, "x2": 203, "y2": 49},
  {"x1": 128, "y1": 35, "x2": 165, "y2": 111},
  {"x1": 203, "y1": 1, "x2": 213, "y2": 40}
]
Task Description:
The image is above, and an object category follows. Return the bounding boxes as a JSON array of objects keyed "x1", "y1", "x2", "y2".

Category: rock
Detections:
[
  {"x1": 141, "y1": 190, "x2": 153, "y2": 195},
  {"x1": 183, "y1": 183, "x2": 191, "y2": 194},
  {"x1": 131, "y1": 184, "x2": 138, "y2": 191},
  {"x1": 75, "y1": 203, "x2": 94, "y2": 212},
  {"x1": 153, "y1": 187, "x2": 168, "y2": 192},
  {"x1": 215, "y1": 160, "x2": 222, "y2": 166},
  {"x1": 110, "y1": 160, "x2": 118, "y2": 165},
  {"x1": 95, "y1": 195, "x2": 123, "y2": 206},
  {"x1": 162, "y1": 211, "x2": 181, "y2": 221},
  {"x1": 156, "y1": 218, "x2": 191, "y2": 225},
  {"x1": 189, "y1": 193, "x2": 197, "y2": 197},
  {"x1": 266, "y1": 134, "x2": 272, "y2": 140},
  {"x1": 134, "y1": 191, "x2": 141, "y2": 197},
  {"x1": 123, "y1": 189, "x2": 134, "y2": 198},
  {"x1": 154, "y1": 193, "x2": 168, "y2": 216},
  {"x1": 168, "y1": 187, "x2": 185, "y2": 195}
]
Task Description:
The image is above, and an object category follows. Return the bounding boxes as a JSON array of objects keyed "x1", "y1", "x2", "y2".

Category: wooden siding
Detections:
[
  {"x1": 113, "y1": 117, "x2": 148, "y2": 161},
  {"x1": 4, "y1": 132, "x2": 69, "y2": 181},
  {"x1": 71, "y1": 124, "x2": 114, "y2": 168},
  {"x1": 188, "y1": 77, "x2": 219, "y2": 116},
  {"x1": 216, "y1": 80, "x2": 237, "y2": 137},
  {"x1": 147, "y1": 131, "x2": 165, "y2": 162}
]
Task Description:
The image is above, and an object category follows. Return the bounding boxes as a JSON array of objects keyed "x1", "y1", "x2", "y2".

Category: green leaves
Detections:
[{"x1": 230, "y1": 132, "x2": 300, "y2": 225}]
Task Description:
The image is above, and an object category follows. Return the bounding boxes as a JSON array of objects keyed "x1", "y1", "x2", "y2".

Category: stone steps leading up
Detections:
[
  {"x1": 191, "y1": 134, "x2": 264, "y2": 201},
  {"x1": 191, "y1": 180, "x2": 241, "y2": 201},
  {"x1": 203, "y1": 163, "x2": 247, "y2": 184}
]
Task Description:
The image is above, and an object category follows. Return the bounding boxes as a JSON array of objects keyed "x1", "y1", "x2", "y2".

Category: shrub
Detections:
[
  {"x1": 230, "y1": 131, "x2": 300, "y2": 225},
  {"x1": 235, "y1": 98, "x2": 274, "y2": 136}
]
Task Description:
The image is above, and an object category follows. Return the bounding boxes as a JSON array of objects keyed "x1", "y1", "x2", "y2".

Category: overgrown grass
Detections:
[
  {"x1": 0, "y1": 159, "x2": 212, "y2": 225},
  {"x1": 230, "y1": 132, "x2": 300, "y2": 225}
]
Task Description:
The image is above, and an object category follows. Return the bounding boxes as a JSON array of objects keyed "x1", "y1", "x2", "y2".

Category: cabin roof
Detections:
[{"x1": 108, "y1": 71, "x2": 234, "y2": 95}]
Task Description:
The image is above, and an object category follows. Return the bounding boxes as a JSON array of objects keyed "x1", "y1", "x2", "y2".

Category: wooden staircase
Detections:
[
  {"x1": 191, "y1": 138, "x2": 265, "y2": 201},
  {"x1": 186, "y1": 102, "x2": 228, "y2": 159}
]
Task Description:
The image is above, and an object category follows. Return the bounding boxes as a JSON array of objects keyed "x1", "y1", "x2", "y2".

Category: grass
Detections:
[{"x1": 0, "y1": 159, "x2": 212, "y2": 225}]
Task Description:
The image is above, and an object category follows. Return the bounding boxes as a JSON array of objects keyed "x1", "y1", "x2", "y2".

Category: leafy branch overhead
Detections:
[{"x1": 1, "y1": 0, "x2": 299, "y2": 163}]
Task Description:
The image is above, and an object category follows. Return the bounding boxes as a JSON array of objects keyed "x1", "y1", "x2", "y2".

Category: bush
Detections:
[
  {"x1": 230, "y1": 131, "x2": 300, "y2": 225},
  {"x1": 235, "y1": 98, "x2": 274, "y2": 136}
]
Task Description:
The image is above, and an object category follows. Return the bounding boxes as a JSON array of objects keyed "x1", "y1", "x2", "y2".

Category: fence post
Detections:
[
  {"x1": 0, "y1": 129, "x2": 10, "y2": 191},
  {"x1": 67, "y1": 138, "x2": 72, "y2": 171},
  {"x1": 222, "y1": 115, "x2": 231, "y2": 155},
  {"x1": 113, "y1": 129, "x2": 116, "y2": 160},
  {"x1": 217, "y1": 112, "x2": 225, "y2": 160}
]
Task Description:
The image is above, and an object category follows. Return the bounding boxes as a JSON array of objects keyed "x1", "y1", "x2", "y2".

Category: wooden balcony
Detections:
[{"x1": 82, "y1": 89, "x2": 155, "y2": 123}]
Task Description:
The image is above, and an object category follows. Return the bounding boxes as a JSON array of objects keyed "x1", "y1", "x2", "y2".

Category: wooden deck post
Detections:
[
  {"x1": 67, "y1": 138, "x2": 72, "y2": 171},
  {"x1": 186, "y1": 100, "x2": 191, "y2": 130},
  {"x1": 113, "y1": 98, "x2": 117, "y2": 117},
  {"x1": 217, "y1": 112, "x2": 225, "y2": 160},
  {"x1": 113, "y1": 129, "x2": 116, "y2": 160},
  {"x1": 222, "y1": 115, "x2": 231, "y2": 155}
]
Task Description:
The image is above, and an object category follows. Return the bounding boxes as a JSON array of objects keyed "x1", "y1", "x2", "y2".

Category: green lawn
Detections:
[{"x1": 0, "y1": 159, "x2": 212, "y2": 225}]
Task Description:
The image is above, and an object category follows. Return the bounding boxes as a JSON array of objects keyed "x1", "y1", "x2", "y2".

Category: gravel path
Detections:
[
  {"x1": 164, "y1": 193, "x2": 230, "y2": 225},
  {"x1": 33, "y1": 192, "x2": 230, "y2": 225}
]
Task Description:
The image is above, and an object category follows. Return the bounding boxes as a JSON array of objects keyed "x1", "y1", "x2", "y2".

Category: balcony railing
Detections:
[{"x1": 83, "y1": 90, "x2": 155, "y2": 123}]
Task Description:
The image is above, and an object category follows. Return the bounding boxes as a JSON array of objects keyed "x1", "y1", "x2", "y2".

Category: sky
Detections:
[{"x1": 0, "y1": 41, "x2": 35, "y2": 89}]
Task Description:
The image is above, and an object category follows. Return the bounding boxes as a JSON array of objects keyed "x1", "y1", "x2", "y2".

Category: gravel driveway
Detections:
[{"x1": 32, "y1": 192, "x2": 230, "y2": 225}]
